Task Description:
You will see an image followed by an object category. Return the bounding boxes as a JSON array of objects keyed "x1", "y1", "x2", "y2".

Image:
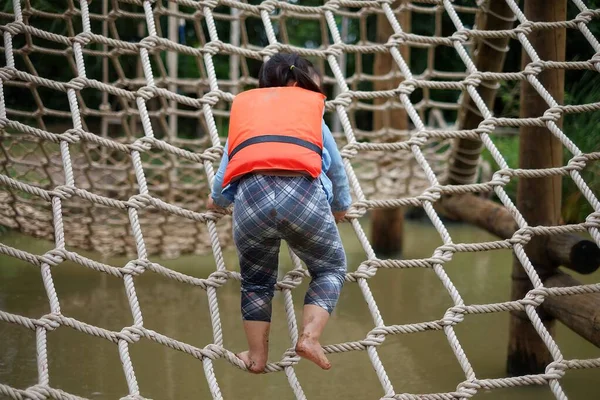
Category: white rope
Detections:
[{"x1": 0, "y1": 1, "x2": 599, "y2": 399}]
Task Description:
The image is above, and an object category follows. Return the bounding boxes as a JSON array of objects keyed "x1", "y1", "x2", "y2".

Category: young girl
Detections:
[{"x1": 208, "y1": 53, "x2": 351, "y2": 373}]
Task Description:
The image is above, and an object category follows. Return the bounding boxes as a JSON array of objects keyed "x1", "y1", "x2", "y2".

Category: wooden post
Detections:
[
  {"x1": 548, "y1": 234, "x2": 600, "y2": 275},
  {"x1": 168, "y1": 1, "x2": 179, "y2": 136},
  {"x1": 370, "y1": 1, "x2": 410, "y2": 256},
  {"x1": 230, "y1": 6, "x2": 240, "y2": 95},
  {"x1": 542, "y1": 273, "x2": 600, "y2": 347},
  {"x1": 447, "y1": 0, "x2": 515, "y2": 185},
  {"x1": 438, "y1": 194, "x2": 600, "y2": 274},
  {"x1": 100, "y1": 0, "x2": 110, "y2": 139},
  {"x1": 507, "y1": 0, "x2": 567, "y2": 376}
]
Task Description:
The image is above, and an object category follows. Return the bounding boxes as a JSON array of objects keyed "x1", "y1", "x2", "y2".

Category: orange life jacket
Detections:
[{"x1": 222, "y1": 86, "x2": 326, "y2": 187}]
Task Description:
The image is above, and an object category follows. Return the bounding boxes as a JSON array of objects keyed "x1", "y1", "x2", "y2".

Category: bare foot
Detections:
[
  {"x1": 237, "y1": 350, "x2": 266, "y2": 374},
  {"x1": 295, "y1": 334, "x2": 331, "y2": 370}
]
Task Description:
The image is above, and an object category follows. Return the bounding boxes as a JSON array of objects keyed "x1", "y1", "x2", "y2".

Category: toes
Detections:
[{"x1": 249, "y1": 364, "x2": 265, "y2": 374}]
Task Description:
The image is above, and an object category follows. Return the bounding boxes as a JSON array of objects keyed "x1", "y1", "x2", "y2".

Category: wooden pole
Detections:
[
  {"x1": 100, "y1": 0, "x2": 110, "y2": 139},
  {"x1": 507, "y1": 0, "x2": 567, "y2": 376},
  {"x1": 168, "y1": 1, "x2": 179, "y2": 136},
  {"x1": 371, "y1": 1, "x2": 410, "y2": 256},
  {"x1": 438, "y1": 193, "x2": 600, "y2": 275},
  {"x1": 447, "y1": 0, "x2": 515, "y2": 185},
  {"x1": 230, "y1": 6, "x2": 240, "y2": 95},
  {"x1": 548, "y1": 234, "x2": 600, "y2": 275},
  {"x1": 542, "y1": 272, "x2": 600, "y2": 347}
]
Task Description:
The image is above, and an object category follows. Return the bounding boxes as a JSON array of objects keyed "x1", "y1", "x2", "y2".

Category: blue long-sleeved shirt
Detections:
[{"x1": 210, "y1": 120, "x2": 352, "y2": 212}]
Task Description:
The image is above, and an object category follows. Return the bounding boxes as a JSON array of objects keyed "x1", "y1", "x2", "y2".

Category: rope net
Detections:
[{"x1": 0, "y1": 0, "x2": 599, "y2": 399}]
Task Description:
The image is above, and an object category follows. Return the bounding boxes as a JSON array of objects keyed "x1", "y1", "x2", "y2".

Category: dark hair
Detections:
[{"x1": 258, "y1": 53, "x2": 324, "y2": 95}]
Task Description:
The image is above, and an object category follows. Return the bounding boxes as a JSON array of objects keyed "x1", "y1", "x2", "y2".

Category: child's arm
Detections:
[
  {"x1": 209, "y1": 139, "x2": 233, "y2": 209},
  {"x1": 322, "y1": 121, "x2": 352, "y2": 215}
]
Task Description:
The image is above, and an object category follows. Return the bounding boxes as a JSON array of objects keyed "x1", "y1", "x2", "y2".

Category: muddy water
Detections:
[{"x1": 1, "y1": 220, "x2": 599, "y2": 399}]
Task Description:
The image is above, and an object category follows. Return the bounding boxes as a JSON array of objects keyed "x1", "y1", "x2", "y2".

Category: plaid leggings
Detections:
[{"x1": 232, "y1": 174, "x2": 347, "y2": 322}]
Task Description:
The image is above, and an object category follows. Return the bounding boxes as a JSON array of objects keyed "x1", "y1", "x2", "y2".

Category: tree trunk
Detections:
[
  {"x1": 507, "y1": 0, "x2": 566, "y2": 376},
  {"x1": 448, "y1": 0, "x2": 515, "y2": 185},
  {"x1": 542, "y1": 273, "x2": 600, "y2": 347},
  {"x1": 371, "y1": 1, "x2": 410, "y2": 256}
]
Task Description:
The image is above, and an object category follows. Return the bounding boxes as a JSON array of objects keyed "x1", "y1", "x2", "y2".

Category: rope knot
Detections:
[
  {"x1": 441, "y1": 308, "x2": 465, "y2": 325},
  {"x1": 204, "y1": 40, "x2": 225, "y2": 55},
  {"x1": 389, "y1": 32, "x2": 409, "y2": 47},
  {"x1": 417, "y1": 187, "x2": 441, "y2": 203},
  {"x1": 321, "y1": 0, "x2": 342, "y2": 13},
  {"x1": 199, "y1": 0, "x2": 219, "y2": 8},
  {"x1": 565, "y1": 154, "x2": 587, "y2": 172},
  {"x1": 118, "y1": 326, "x2": 143, "y2": 343},
  {"x1": 53, "y1": 185, "x2": 76, "y2": 200},
  {"x1": 329, "y1": 91, "x2": 353, "y2": 109},
  {"x1": 574, "y1": 10, "x2": 594, "y2": 25},
  {"x1": 202, "y1": 90, "x2": 221, "y2": 106},
  {"x1": 360, "y1": 334, "x2": 386, "y2": 347},
  {"x1": 37, "y1": 314, "x2": 61, "y2": 331},
  {"x1": 541, "y1": 106, "x2": 562, "y2": 123},
  {"x1": 408, "y1": 133, "x2": 429, "y2": 148},
  {"x1": 545, "y1": 360, "x2": 568, "y2": 379},
  {"x1": 451, "y1": 29, "x2": 470, "y2": 43},
  {"x1": 128, "y1": 139, "x2": 152, "y2": 155},
  {"x1": 325, "y1": 43, "x2": 345, "y2": 58},
  {"x1": 490, "y1": 170, "x2": 511, "y2": 186},
  {"x1": 523, "y1": 60, "x2": 544, "y2": 76},
  {"x1": 398, "y1": 79, "x2": 416, "y2": 95},
  {"x1": 276, "y1": 277, "x2": 304, "y2": 290},
  {"x1": 521, "y1": 290, "x2": 545, "y2": 307},
  {"x1": 127, "y1": 193, "x2": 152, "y2": 209},
  {"x1": 428, "y1": 250, "x2": 453, "y2": 265},
  {"x1": 340, "y1": 143, "x2": 359, "y2": 159},
  {"x1": 344, "y1": 202, "x2": 367, "y2": 219},
  {"x1": 71, "y1": 32, "x2": 93, "y2": 47},
  {"x1": 456, "y1": 380, "x2": 480, "y2": 396},
  {"x1": 121, "y1": 260, "x2": 146, "y2": 276},
  {"x1": 59, "y1": 129, "x2": 83, "y2": 144},
  {"x1": 261, "y1": 43, "x2": 283, "y2": 58},
  {"x1": 477, "y1": 118, "x2": 497, "y2": 134},
  {"x1": 136, "y1": 85, "x2": 156, "y2": 101},
  {"x1": 586, "y1": 211, "x2": 600, "y2": 228},
  {"x1": 39, "y1": 249, "x2": 66, "y2": 267},
  {"x1": 355, "y1": 263, "x2": 377, "y2": 279},
  {"x1": 206, "y1": 270, "x2": 231, "y2": 287},
  {"x1": 203, "y1": 343, "x2": 226, "y2": 360},
  {"x1": 3, "y1": 21, "x2": 25, "y2": 36},
  {"x1": 0, "y1": 67, "x2": 17, "y2": 81},
  {"x1": 204, "y1": 145, "x2": 224, "y2": 162},
  {"x1": 258, "y1": 0, "x2": 278, "y2": 13},
  {"x1": 514, "y1": 21, "x2": 534, "y2": 36},
  {"x1": 138, "y1": 35, "x2": 159, "y2": 50},
  {"x1": 66, "y1": 76, "x2": 87, "y2": 91},
  {"x1": 464, "y1": 71, "x2": 482, "y2": 87},
  {"x1": 510, "y1": 226, "x2": 534, "y2": 245},
  {"x1": 285, "y1": 268, "x2": 309, "y2": 280}
]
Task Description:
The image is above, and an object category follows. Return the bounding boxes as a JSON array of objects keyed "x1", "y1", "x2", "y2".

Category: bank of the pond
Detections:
[{"x1": 1, "y1": 220, "x2": 599, "y2": 399}]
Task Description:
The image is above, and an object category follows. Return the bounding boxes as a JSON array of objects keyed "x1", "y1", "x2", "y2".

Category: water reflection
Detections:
[{"x1": 1, "y1": 220, "x2": 599, "y2": 399}]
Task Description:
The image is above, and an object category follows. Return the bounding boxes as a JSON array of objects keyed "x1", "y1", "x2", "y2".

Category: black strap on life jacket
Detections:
[{"x1": 228, "y1": 135, "x2": 322, "y2": 160}]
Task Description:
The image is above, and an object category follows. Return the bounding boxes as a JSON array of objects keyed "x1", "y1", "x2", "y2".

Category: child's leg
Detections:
[
  {"x1": 278, "y1": 178, "x2": 346, "y2": 369},
  {"x1": 232, "y1": 175, "x2": 281, "y2": 373},
  {"x1": 235, "y1": 235, "x2": 279, "y2": 373}
]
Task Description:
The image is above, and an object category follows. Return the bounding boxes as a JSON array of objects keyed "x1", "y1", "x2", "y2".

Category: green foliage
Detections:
[
  {"x1": 561, "y1": 71, "x2": 600, "y2": 223},
  {"x1": 482, "y1": 71, "x2": 600, "y2": 224}
]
